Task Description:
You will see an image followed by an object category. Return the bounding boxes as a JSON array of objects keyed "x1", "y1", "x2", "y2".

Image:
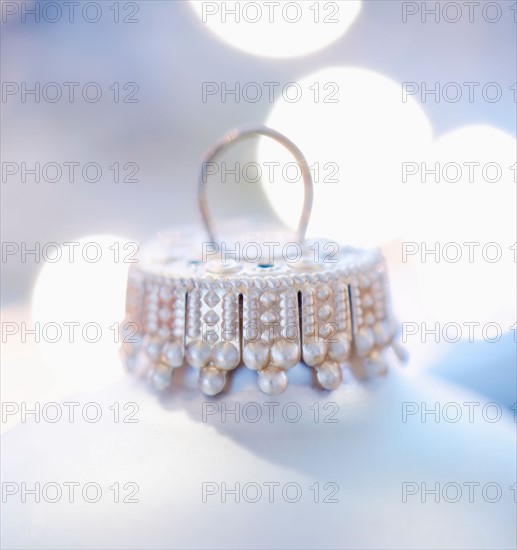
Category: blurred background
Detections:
[
  {"x1": 1, "y1": 2, "x2": 516, "y2": 549},
  {"x1": 1, "y1": 0, "x2": 515, "y2": 436}
]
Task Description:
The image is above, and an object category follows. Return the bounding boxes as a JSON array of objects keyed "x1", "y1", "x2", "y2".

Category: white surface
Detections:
[{"x1": 1, "y1": 366, "x2": 516, "y2": 550}]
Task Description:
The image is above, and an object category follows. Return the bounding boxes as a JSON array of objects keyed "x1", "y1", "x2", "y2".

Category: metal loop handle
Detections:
[{"x1": 198, "y1": 125, "x2": 314, "y2": 245}]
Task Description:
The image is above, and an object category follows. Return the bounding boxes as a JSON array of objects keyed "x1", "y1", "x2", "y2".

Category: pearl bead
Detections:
[
  {"x1": 205, "y1": 332, "x2": 219, "y2": 345},
  {"x1": 144, "y1": 335, "x2": 163, "y2": 361},
  {"x1": 204, "y1": 290, "x2": 220, "y2": 307},
  {"x1": 158, "y1": 308, "x2": 171, "y2": 322},
  {"x1": 159, "y1": 287, "x2": 172, "y2": 301},
  {"x1": 203, "y1": 311, "x2": 219, "y2": 325},
  {"x1": 319, "y1": 323, "x2": 333, "y2": 338},
  {"x1": 260, "y1": 330, "x2": 275, "y2": 345},
  {"x1": 243, "y1": 342, "x2": 270, "y2": 371},
  {"x1": 271, "y1": 340, "x2": 299, "y2": 370},
  {"x1": 317, "y1": 361, "x2": 342, "y2": 390},
  {"x1": 260, "y1": 310, "x2": 278, "y2": 324},
  {"x1": 199, "y1": 366, "x2": 226, "y2": 396},
  {"x1": 362, "y1": 293, "x2": 374, "y2": 308},
  {"x1": 124, "y1": 350, "x2": 150, "y2": 377},
  {"x1": 316, "y1": 285, "x2": 330, "y2": 301},
  {"x1": 359, "y1": 274, "x2": 370, "y2": 289},
  {"x1": 212, "y1": 342, "x2": 240, "y2": 371},
  {"x1": 161, "y1": 341, "x2": 184, "y2": 368},
  {"x1": 146, "y1": 298, "x2": 158, "y2": 311},
  {"x1": 365, "y1": 352, "x2": 388, "y2": 377},
  {"x1": 317, "y1": 304, "x2": 333, "y2": 321},
  {"x1": 364, "y1": 312, "x2": 376, "y2": 326},
  {"x1": 328, "y1": 332, "x2": 351, "y2": 362},
  {"x1": 302, "y1": 339, "x2": 327, "y2": 367},
  {"x1": 355, "y1": 327, "x2": 375, "y2": 357},
  {"x1": 258, "y1": 367, "x2": 288, "y2": 395},
  {"x1": 157, "y1": 326, "x2": 171, "y2": 340},
  {"x1": 149, "y1": 364, "x2": 173, "y2": 391},
  {"x1": 260, "y1": 290, "x2": 277, "y2": 307},
  {"x1": 373, "y1": 320, "x2": 391, "y2": 346},
  {"x1": 146, "y1": 321, "x2": 158, "y2": 334},
  {"x1": 186, "y1": 340, "x2": 211, "y2": 368}
]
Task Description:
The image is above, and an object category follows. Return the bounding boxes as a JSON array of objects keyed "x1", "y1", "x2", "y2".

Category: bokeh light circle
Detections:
[
  {"x1": 31, "y1": 234, "x2": 132, "y2": 393},
  {"x1": 402, "y1": 125, "x2": 516, "y2": 330},
  {"x1": 258, "y1": 66, "x2": 433, "y2": 248},
  {"x1": 189, "y1": 0, "x2": 362, "y2": 58}
]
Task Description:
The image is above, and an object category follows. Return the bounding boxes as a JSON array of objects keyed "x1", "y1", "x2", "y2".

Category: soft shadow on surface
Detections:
[
  {"x1": 426, "y1": 332, "x2": 516, "y2": 409},
  {"x1": 138, "y1": 339, "x2": 517, "y2": 492},
  {"x1": 2, "y1": 340, "x2": 516, "y2": 550}
]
